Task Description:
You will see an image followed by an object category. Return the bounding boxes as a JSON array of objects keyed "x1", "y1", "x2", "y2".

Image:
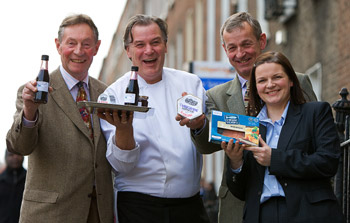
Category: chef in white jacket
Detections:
[{"x1": 98, "y1": 14, "x2": 210, "y2": 223}]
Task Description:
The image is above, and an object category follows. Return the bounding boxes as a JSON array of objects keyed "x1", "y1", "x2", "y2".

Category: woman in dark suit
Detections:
[{"x1": 223, "y1": 51, "x2": 344, "y2": 223}]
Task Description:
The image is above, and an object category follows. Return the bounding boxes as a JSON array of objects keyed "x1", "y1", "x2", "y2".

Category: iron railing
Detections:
[{"x1": 332, "y1": 88, "x2": 350, "y2": 222}]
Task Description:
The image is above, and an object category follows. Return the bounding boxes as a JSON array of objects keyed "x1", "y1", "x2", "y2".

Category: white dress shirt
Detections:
[
  {"x1": 59, "y1": 65, "x2": 90, "y2": 100},
  {"x1": 100, "y1": 67, "x2": 207, "y2": 198}
]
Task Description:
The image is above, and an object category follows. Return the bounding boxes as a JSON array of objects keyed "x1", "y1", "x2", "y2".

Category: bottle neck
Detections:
[
  {"x1": 130, "y1": 70, "x2": 138, "y2": 80},
  {"x1": 41, "y1": 60, "x2": 48, "y2": 70}
]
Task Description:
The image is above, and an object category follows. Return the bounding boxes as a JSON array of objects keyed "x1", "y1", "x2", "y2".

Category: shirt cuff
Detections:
[
  {"x1": 231, "y1": 163, "x2": 243, "y2": 173},
  {"x1": 109, "y1": 135, "x2": 140, "y2": 163},
  {"x1": 22, "y1": 113, "x2": 38, "y2": 128}
]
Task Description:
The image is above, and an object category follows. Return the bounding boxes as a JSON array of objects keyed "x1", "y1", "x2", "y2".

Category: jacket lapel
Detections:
[
  {"x1": 49, "y1": 69, "x2": 93, "y2": 143},
  {"x1": 277, "y1": 103, "x2": 302, "y2": 151},
  {"x1": 256, "y1": 124, "x2": 267, "y2": 178},
  {"x1": 227, "y1": 75, "x2": 246, "y2": 115}
]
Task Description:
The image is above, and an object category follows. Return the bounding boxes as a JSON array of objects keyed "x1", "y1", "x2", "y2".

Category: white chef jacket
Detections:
[{"x1": 100, "y1": 67, "x2": 207, "y2": 198}]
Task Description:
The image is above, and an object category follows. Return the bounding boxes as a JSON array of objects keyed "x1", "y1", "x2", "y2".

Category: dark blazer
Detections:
[
  {"x1": 192, "y1": 73, "x2": 317, "y2": 223},
  {"x1": 226, "y1": 102, "x2": 344, "y2": 223},
  {"x1": 0, "y1": 166, "x2": 26, "y2": 223},
  {"x1": 6, "y1": 68, "x2": 114, "y2": 223}
]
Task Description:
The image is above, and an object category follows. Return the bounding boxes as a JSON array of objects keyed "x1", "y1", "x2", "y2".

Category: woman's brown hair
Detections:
[{"x1": 248, "y1": 51, "x2": 306, "y2": 116}]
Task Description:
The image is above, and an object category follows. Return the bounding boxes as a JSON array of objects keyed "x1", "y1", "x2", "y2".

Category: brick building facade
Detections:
[
  {"x1": 99, "y1": 0, "x2": 350, "y2": 191},
  {"x1": 262, "y1": 0, "x2": 350, "y2": 103}
]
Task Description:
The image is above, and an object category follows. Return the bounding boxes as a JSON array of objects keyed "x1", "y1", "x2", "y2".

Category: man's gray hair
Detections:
[
  {"x1": 123, "y1": 14, "x2": 168, "y2": 50},
  {"x1": 57, "y1": 14, "x2": 99, "y2": 43},
  {"x1": 220, "y1": 12, "x2": 262, "y2": 46}
]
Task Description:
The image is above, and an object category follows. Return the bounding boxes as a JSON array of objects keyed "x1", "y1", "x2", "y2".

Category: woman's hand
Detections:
[{"x1": 244, "y1": 135, "x2": 271, "y2": 167}]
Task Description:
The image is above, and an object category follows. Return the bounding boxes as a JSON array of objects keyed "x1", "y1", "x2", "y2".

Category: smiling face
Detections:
[
  {"x1": 126, "y1": 23, "x2": 167, "y2": 84},
  {"x1": 55, "y1": 23, "x2": 100, "y2": 80},
  {"x1": 222, "y1": 22, "x2": 266, "y2": 80},
  {"x1": 255, "y1": 62, "x2": 293, "y2": 110}
]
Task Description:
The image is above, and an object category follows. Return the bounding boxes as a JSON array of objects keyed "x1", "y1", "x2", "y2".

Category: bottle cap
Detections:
[
  {"x1": 131, "y1": 66, "x2": 139, "y2": 71},
  {"x1": 41, "y1": 55, "x2": 49, "y2": 61}
]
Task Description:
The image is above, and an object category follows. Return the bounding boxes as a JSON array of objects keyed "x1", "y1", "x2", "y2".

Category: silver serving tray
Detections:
[{"x1": 77, "y1": 101, "x2": 151, "y2": 113}]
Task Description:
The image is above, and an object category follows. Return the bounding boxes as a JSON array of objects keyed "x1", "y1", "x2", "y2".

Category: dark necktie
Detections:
[{"x1": 76, "y1": 82, "x2": 93, "y2": 140}]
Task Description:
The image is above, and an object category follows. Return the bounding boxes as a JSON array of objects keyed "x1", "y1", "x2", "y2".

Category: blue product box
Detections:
[{"x1": 209, "y1": 110, "x2": 259, "y2": 146}]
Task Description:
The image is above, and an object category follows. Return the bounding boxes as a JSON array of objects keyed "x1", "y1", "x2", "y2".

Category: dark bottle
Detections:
[
  {"x1": 124, "y1": 66, "x2": 139, "y2": 105},
  {"x1": 34, "y1": 55, "x2": 50, "y2": 104}
]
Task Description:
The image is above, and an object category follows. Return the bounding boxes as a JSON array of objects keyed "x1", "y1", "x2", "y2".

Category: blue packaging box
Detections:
[{"x1": 209, "y1": 110, "x2": 259, "y2": 146}]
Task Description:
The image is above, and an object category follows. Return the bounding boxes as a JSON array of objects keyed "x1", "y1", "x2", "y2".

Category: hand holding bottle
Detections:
[
  {"x1": 22, "y1": 80, "x2": 53, "y2": 121},
  {"x1": 22, "y1": 55, "x2": 52, "y2": 121}
]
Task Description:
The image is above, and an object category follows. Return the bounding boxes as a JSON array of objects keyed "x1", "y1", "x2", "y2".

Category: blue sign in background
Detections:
[{"x1": 200, "y1": 77, "x2": 233, "y2": 90}]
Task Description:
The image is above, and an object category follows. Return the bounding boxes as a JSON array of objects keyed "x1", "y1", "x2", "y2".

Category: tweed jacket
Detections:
[
  {"x1": 192, "y1": 72, "x2": 317, "y2": 223},
  {"x1": 6, "y1": 68, "x2": 114, "y2": 223}
]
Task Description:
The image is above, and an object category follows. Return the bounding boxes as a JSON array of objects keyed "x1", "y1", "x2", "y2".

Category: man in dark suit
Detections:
[
  {"x1": 6, "y1": 14, "x2": 114, "y2": 223},
  {"x1": 0, "y1": 150, "x2": 26, "y2": 223},
  {"x1": 177, "y1": 12, "x2": 317, "y2": 223}
]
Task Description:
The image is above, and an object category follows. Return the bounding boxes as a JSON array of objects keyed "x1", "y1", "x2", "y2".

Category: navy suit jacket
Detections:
[{"x1": 226, "y1": 101, "x2": 344, "y2": 223}]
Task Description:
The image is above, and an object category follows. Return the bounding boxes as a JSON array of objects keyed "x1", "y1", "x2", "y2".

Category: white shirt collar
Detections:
[
  {"x1": 237, "y1": 73, "x2": 249, "y2": 89},
  {"x1": 59, "y1": 65, "x2": 89, "y2": 90}
]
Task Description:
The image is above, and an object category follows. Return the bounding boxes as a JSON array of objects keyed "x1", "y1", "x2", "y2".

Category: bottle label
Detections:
[
  {"x1": 124, "y1": 93, "x2": 136, "y2": 103},
  {"x1": 37, "y1": 81, "x2": 49, "y2": 92}
]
